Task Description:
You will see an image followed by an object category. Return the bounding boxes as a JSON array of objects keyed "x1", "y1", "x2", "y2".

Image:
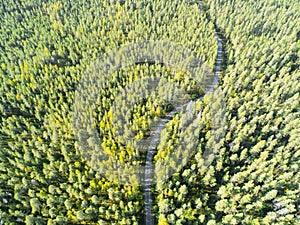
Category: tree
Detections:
[{"x1": 158, "y1": 214, "x2": 169, "y2": 225}]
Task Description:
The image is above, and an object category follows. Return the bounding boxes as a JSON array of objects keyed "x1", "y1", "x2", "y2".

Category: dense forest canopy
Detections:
[
  {"x1": 0, "y1": 0, "x2": 299, "y2": 224},
  {"x1": 155, "y1": 0, "x2": 300, "y2": 224}
]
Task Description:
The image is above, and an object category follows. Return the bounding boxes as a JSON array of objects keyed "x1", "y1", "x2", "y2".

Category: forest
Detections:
[{"x1": 0, "y1": 0, "x2": 299, "y2": 224}]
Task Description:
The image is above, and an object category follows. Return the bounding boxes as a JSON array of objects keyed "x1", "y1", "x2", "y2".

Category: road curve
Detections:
[{"x1": 144, "y1": 1, "x2": 223, "y2": 224}]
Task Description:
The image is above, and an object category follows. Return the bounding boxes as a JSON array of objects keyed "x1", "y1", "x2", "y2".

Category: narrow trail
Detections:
[{"x1": 144, "y1": 1, "x2": 223, "y2": 224}]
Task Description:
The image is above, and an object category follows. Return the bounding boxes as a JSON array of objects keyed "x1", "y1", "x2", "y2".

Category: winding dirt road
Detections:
[{"x1": 144, "y1": 1, "x2": 223, "y2": 224}]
